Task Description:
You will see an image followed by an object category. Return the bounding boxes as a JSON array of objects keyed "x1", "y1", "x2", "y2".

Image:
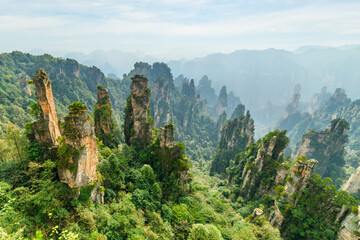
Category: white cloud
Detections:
[{"x1": 0, "y1": 0, "x2": 360, "y2": 58}]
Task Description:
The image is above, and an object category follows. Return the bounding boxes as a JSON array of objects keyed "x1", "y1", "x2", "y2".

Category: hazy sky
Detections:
[{"x1": 1, "y1": 0, "x2": 360, "y2": 58}]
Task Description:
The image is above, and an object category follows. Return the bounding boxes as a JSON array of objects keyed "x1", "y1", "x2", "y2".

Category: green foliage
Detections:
[
  {"x1": 281, "y1": 174, "x2": 358, "y2": 239},
  {"x1": 210, "y1": 112, "x2": 254, "y2": 177},
  {"x1": 57, "y1": 143, "x2": 79, "y2": 172},
  {"x1": 28, "y1": 102, "x2": 41, "y2": 119},
  {"x1": 188, "y1": 224, "x2": 223, "y2": 240},
  {"x1": 68, "y1": 101, "x2": 86, "y2": 113}
]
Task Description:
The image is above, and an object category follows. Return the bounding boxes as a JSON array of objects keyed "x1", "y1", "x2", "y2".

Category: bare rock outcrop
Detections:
[
  {"x1": 337, "y1": 207, "x2": 360, "y2": 240},
  {"x1": 216, "y1": 86, "x2": 227, "y2": 117},
  {"x1": 18, "y1": 74, "x2": 31, "y2": 95},
  {"x1": 241, "y1": 135, "x2": 280, "y2": 198},
  {"x1": 159, "y1": 122, "x2": 175, "y2": 148},
  {"x1": 284, "y1": 158, "x2": 317, "y2": 202},
  {"x1": 283, "y1": 84, "x2": 301, "y2": 118},
  {"x1": 342, "y1": 166, "x2": 360, "y2": 195},
  {"x1": 32, "y1": 70, "x2": 61, "y2": 146},
  {"x1": 127, "y1": 75, "x2": 152, "y2": 146},
  {"x1": 269, "y1": 158, "x2": 317, "y2": 228},
  {"x1": 58, "y1": 103, "x2": 98, "y2": 189},
  {"x1": 296, "y1": 118, "x2": 349, "y2": 184},
  {"x1": 210, "y1": 110, "x2": 254, "y2": 176}
]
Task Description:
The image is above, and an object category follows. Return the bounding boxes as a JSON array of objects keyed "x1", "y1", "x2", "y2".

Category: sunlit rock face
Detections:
[
  {"x1": 269, "y1": 158, "x2": 317, "y2": 228},
  {"x1": 32, "y1": 70, "x2": 61, "y2": 146},
  {"x1": 342, "y1": 167, "x2": 360, "y2": 195},
  {"x1": 58, "y1": 105, "x2": 98, "y2": 189},
  {"x1": 337, "y1": 207, "x2": 360, "y2": 240},
  {"x1": 129, "y1": 75, "x2": 152, "y2": 146}
]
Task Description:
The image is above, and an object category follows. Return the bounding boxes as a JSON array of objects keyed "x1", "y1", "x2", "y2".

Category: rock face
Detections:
[
  {"x1": 19, "y1": 74, "x2": 31, "y2": 95},
  {"x1": 284, "y1": 158, "x2": 317, "y2": 202},
  {"x1": 216, "y1": 86, "x2": 227, "y2": 117},
  {"x1": 283, "y1": 84, "x2": 301, "y2": 118},
  {"x1": 268, "y1": 158, "x2": 317, "y2": 228},
  {"x1": 196, "y1": 75, "x2": 217, "y2": 107},
  {"x1": 94, "y1": 86, "x2": 119, "y2": 148},
  {"x1": 307, "y1": 87, "x2": 331, "y2": 114},
  {"x1": 227, "y1": 91, "x2": 241, "y2": 117},
  {"x1": 58, "y1": 103, "x2": 98, "y2": 189},
  {"x1": 32, "y1": 70, "x2": 61, "y2": 146},
  {"x1": 127, "y1": 75, "x2": 152, "y2": 146},
  {"x1": 159, "y1": 122, "x2": 175, "y2": 148},
  {"x1": 182, "y1": 79, "x2": 196, "y2": 99},
  {"x1": 210, "y1": 110, "x2": 254, "y2": 176},
  {"x1": 151, "y1": 75, "x2": 172, "y2": 127},
  {"x1": 240, "y1": 133, "x2": 286, "y2": 198},
  {"x1": 342, "y1": 166, "x2": 360, "y2": 195},
  {"x1": 231, "y1": 104, "x2": 245, "y2": 119},
  {"x1": 296, "y1": 118, "x2": 349, "y2": 186},
  {"x1": 337, "y1": 208, "x2": 360, "y2": 240},
  {"x1": 216, "y1": 111, "x2": 227, "y2": 140}
]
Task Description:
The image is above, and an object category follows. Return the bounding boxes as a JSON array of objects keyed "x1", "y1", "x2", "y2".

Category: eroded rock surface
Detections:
[
  {"x1": 58, "y1": 104, "x2": 98, "y2": 189},
  {"x1": 129, "y1": 75, "x2": 152, "y2": 146},
  {"x1": 32, "y1": 70, "x2": 61, "y2": 146},
  {"x1": 159, "y1": 122, "x2": 175, "y2": 148}
]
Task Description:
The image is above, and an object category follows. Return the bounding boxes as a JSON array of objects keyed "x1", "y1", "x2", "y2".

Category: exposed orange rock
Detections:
[
  {"x1": 32, "y1": 70, "x2": 61, "y2": 146},
  {"x1": 58, "y1": 105, "x2": 98, "y2": 189}
]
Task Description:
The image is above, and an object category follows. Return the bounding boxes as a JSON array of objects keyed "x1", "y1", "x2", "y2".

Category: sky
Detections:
[{"x1": 1, "y1": 0, "x2": 360, "y2": 59}]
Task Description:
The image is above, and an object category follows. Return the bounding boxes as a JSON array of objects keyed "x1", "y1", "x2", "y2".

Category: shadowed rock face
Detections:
[
  {"x1": 216, "y1": 86, "x2": 227, "y2": 117},
  {"x1": 210, "y1": 110, "x2": 254, "y2": 176},
  {"x1": 58, "y1": 106, "x2": 98, "y2": 189},
  {"x1": 95, "y1": 87, "x2": 112, "y2": 136},
  {"x1": 296, "y1": 118, "x2": 349, "y2": 181},
  {"x1": 32, "y1": 70, "x2": 61, "y2": 146},
  {"x1": 94, "y1": 86, "x2": 119, "y2": 148},
  {"x1": 130, "y1": 75, "x2": 152, "y2": 146},
  {"x1": 159, "y1": 123, "x2": 175, "y2": 148}
]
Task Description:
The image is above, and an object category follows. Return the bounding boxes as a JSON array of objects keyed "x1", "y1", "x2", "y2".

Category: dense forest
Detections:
[{"x1": 1, "y1": 52, "x2": 360, "y2": 240}]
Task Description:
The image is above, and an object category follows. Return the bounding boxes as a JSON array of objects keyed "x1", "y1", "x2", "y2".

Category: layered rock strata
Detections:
[
  {"x1": 58, "y1": 104, "x2": 98, "y2": 189},
  {"x1": 129, "y1": 75, "x2": 152, "y2": 146},
  {"x1": 32, "y1": 70, "x2": 61, "y2": 146}
]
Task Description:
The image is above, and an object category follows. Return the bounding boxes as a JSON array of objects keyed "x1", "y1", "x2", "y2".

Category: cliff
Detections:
[
  {"x1": 124, "y1": 75, "x2": 152, "y2": 147},
  {"x1": 159, "y1": 122, "x2": 175, "y2": 148},
  {"x1": 268, "y1": 157, "x2": 317, "y2": 228},
  {"x1": 296, "y1": 118, "x2": 349, "y2": 187},
  {"x1": 94, "y1": 85, "x2": 119, "y2": 148},
  {"x1": 32, "y1": 70, "x2": 61, "y2": 146},
  {"x1": 57, "y1": 102, "x2": 98, "y2": 189},
  {"x1": 18, "y1": 74, "x2": 31, "y2": 95},
  {"x1": 231, "y1": 104, "x2": 245, "y2": 119},
  {"x1": 239, "y1": 130, "x2": 289, "y2": 198},
  {"x1": 215, "y1": 86, "x2": 227, "y2": 117},
  {"x1": 283, "y1": 84, "x2": 301, "y2": 118},
  {"x1": 210, "y1": 110, "x2": 254, "y2": 176},
  {"x1": 337, "y1": 208, "x2": 360, "y2": 240},
  {"x1": 196, "y1": 75, "x2": 217, "y2": 107},
  {"x1": 342, "y1": 166, "x2": 360, "y2": 196}
]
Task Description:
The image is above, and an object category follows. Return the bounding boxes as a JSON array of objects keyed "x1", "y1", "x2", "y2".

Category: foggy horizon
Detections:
[{"x1": 1, "y1": 0, "x2": 360, "y2": 59}]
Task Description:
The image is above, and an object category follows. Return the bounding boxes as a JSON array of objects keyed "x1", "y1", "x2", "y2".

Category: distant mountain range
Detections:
[{"x1": 29, "y1": 45, "x2": 360, "y2": 116}]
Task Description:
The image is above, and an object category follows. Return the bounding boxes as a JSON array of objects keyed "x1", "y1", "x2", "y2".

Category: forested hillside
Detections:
[{"x1": 1, "y1": 52, "x2": 360, "y2": 240}]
